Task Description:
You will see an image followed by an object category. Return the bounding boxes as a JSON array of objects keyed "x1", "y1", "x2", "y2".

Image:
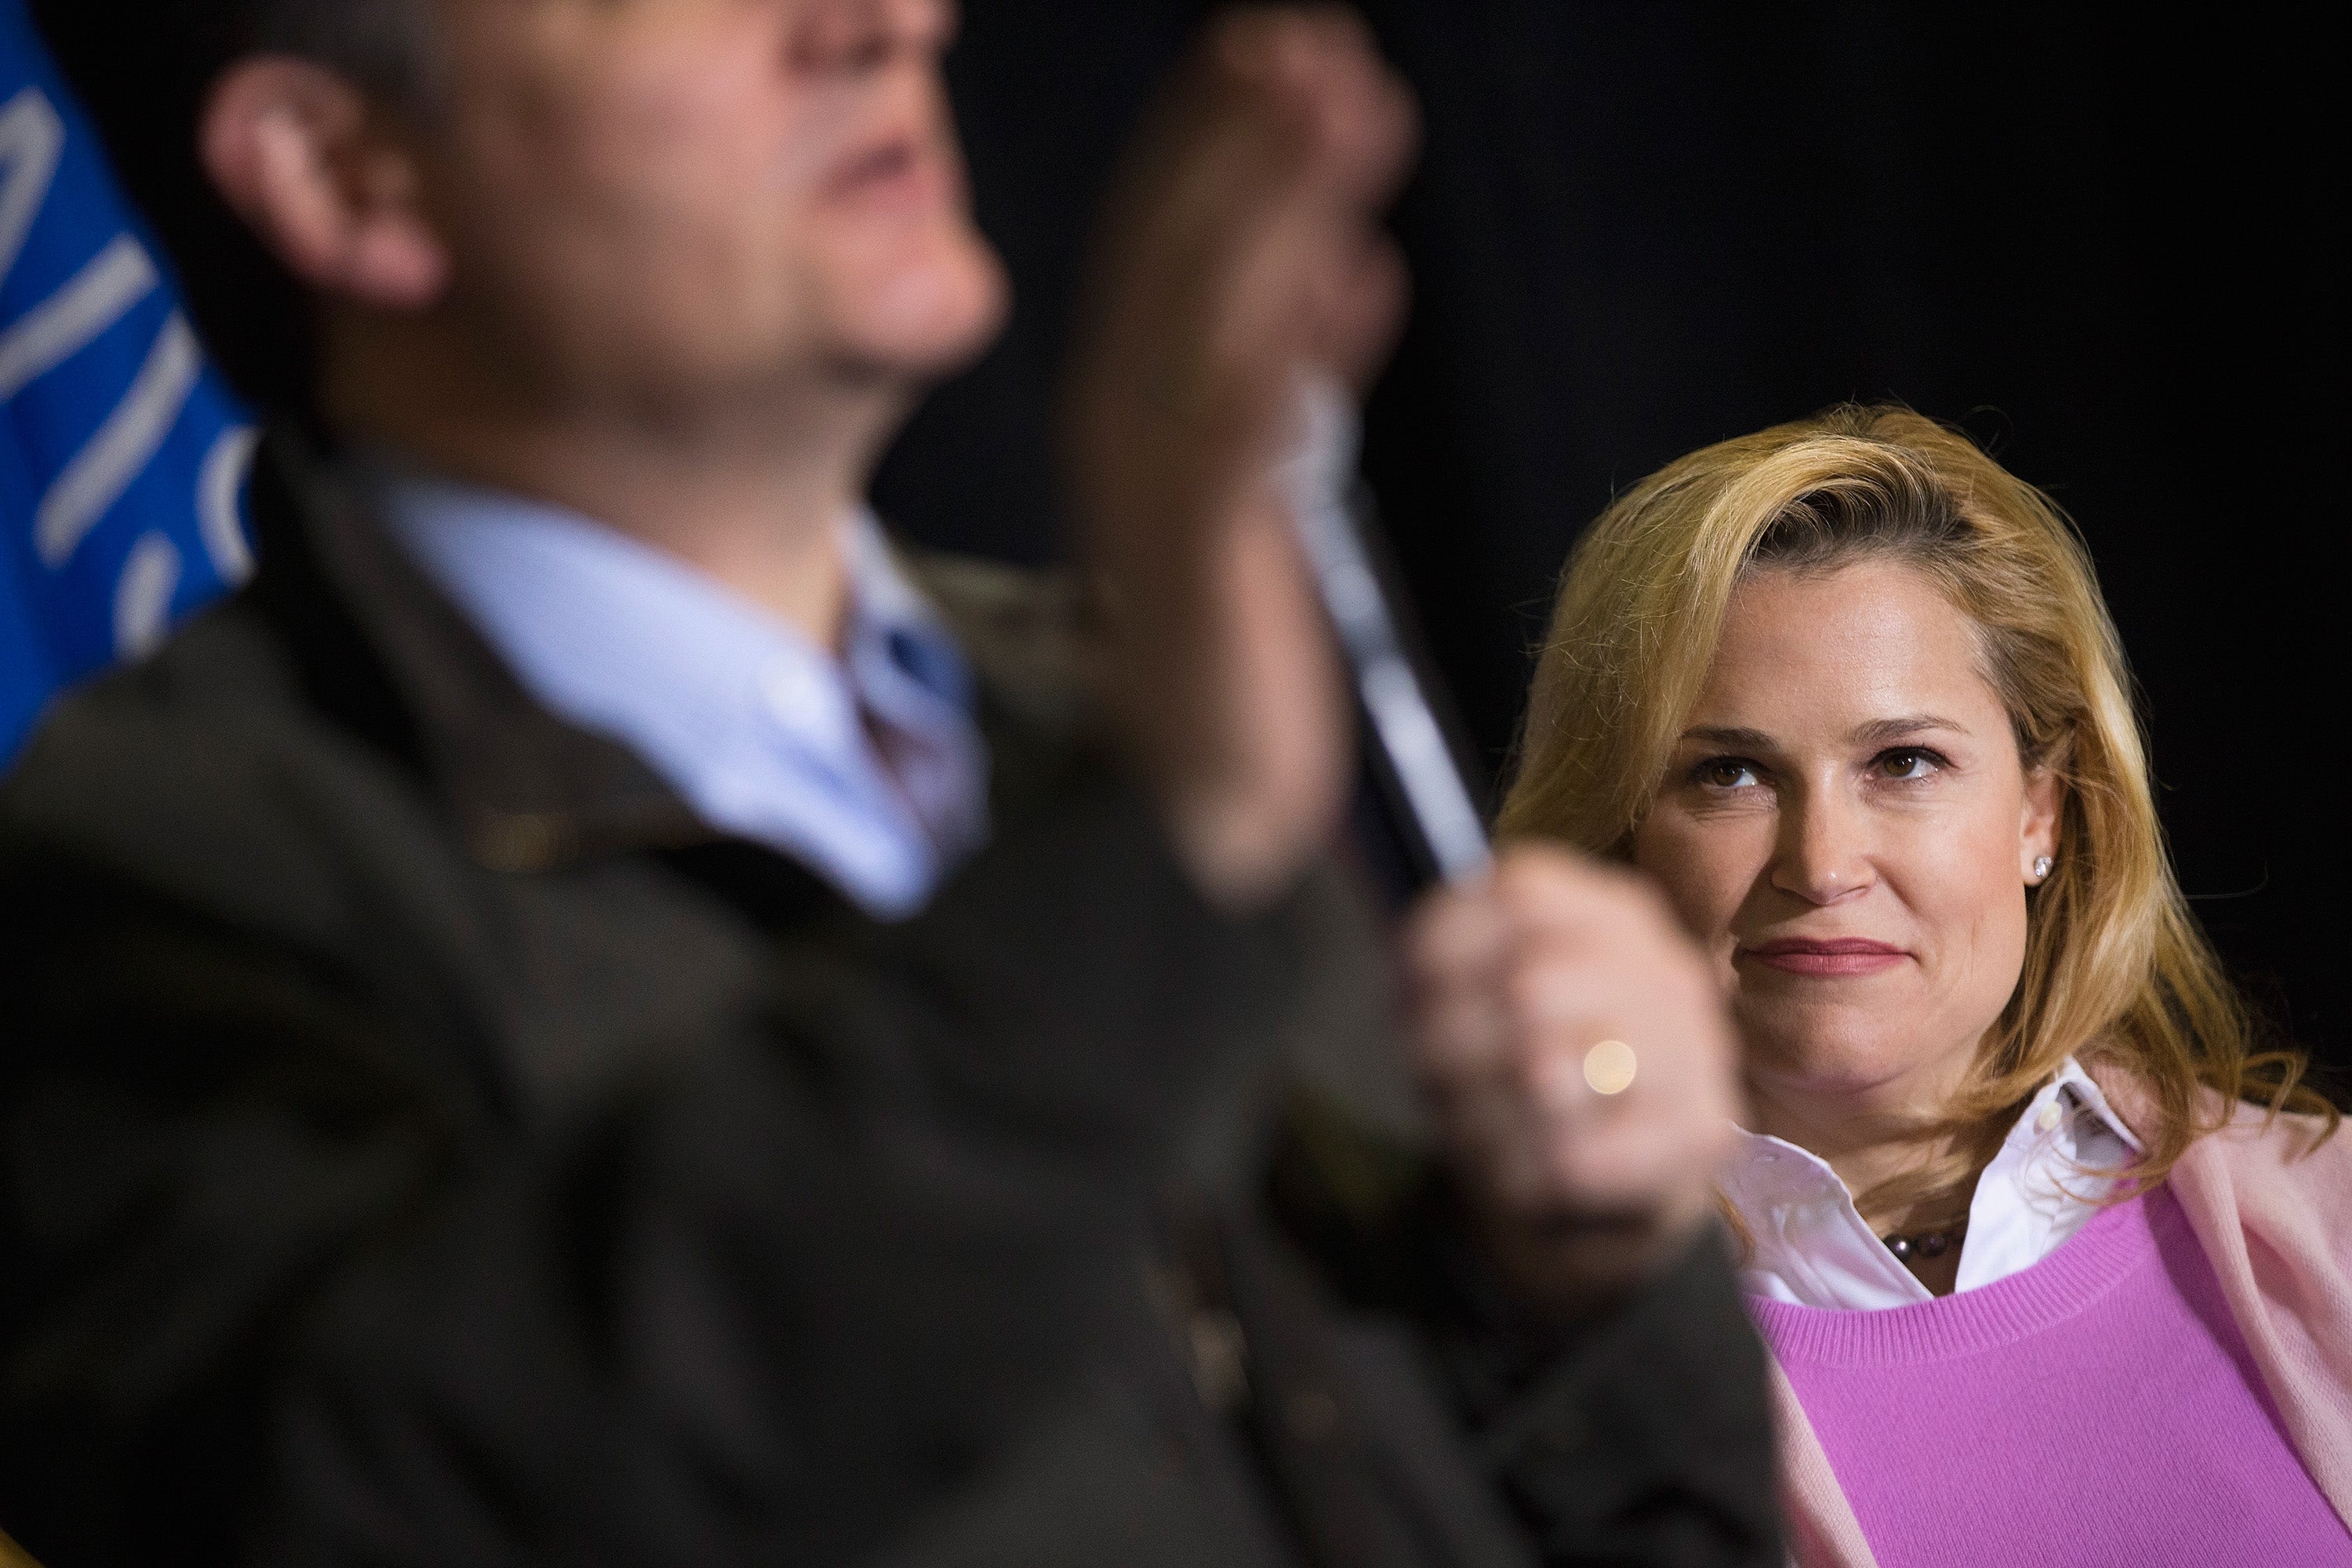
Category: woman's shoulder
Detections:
[
  {"x1": 2087, "y1": 1058, "x2": 2352, "y2": 1208},
  {"x1": 2195, "y1": 1093, "x2": 2352, "y2": 1195}
]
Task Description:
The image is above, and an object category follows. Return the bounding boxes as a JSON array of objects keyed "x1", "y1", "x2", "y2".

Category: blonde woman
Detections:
[{"x1": 1498, "y1": 405, "x2": 2352, "y2": 1566}]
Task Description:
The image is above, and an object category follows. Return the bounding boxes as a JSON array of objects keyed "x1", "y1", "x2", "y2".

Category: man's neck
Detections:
[{"x1": 325, "y1": 327, "x2": 907, "y2": 652}]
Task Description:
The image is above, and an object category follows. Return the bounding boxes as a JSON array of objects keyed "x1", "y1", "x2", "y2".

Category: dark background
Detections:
[{"x1": 876, "y1": 2, "x2": 2347, "y2": 1069}]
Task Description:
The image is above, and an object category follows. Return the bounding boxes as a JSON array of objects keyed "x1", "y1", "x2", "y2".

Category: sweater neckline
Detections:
[
  {"x1": 1723, "y1": 1058, "x2": 2143, "y2": 1311},
  {"x1": 1748, "y1": 1187, "x2": 2170, "y2": 1367}
]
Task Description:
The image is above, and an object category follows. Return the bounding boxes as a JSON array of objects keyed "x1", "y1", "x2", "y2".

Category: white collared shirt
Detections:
[{"x1": 1721, "y1": 1057, "x2": 2143, "y2": 1310}]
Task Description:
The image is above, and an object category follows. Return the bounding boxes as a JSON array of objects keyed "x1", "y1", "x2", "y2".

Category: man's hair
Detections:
[{"x1": 29, "y1": 0, "x2": 432, "y2": 416}]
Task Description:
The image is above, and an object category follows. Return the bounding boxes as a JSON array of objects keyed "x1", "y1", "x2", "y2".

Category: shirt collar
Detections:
[
  {"x1": 836, "y1": 510, "x2": 980, "y2": 764},
  {"x1": 1724, "y1": 1055, "x2": 2142, "y2": 1311},
  {"x1": 370, "y1": 460, "x2": 963, "y2": 712},
  {"x1": 840, "y1": 511, "x2": 970, "y2": 703},
  {"x1": 365, "y1": 460, "x2": 988, "y2": 915},
  {"x1": 2044, "y1": 1057, "x2": 2142, "y2": 1155}
]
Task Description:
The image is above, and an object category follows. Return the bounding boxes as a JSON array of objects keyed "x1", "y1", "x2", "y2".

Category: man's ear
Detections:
[{"x1": 200, "y1": 58, "x2": 449, "y2": 310}]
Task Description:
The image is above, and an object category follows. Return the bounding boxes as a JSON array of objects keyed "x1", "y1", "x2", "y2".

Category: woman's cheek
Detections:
[
  {"x1": 1888, "y1": 800, "x2": 2029, "y2": 1000},
  {"x1": 1639, "y1": 809, "x2": 1756, "y2": 952}
]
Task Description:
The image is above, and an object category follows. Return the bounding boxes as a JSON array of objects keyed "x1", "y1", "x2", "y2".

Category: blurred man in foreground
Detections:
[{"x1": 2, "y1": 3, "x2": 1774, "y2": 1563}]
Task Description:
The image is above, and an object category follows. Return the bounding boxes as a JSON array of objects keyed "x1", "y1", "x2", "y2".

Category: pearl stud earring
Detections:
[{"x1": 2033, "y1": 855, "x2": 2054, "y2": 880}]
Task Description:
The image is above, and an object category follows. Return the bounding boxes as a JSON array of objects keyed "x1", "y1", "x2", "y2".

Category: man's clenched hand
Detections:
[
  {"x1": 1063, "y1": 6, "x2": 1417, "y2": 910},
  {"x1": 1404, "y1": 845, "x2": 1745, "y2": 1312}
]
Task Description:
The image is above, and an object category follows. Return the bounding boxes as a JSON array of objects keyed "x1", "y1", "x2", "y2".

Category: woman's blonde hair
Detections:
[{"x1": 1500, "y1": 404, "x2": 2331, "y2": 1197}]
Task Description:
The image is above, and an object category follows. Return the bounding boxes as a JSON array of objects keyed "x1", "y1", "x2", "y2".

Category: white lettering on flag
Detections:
[
  {"x1": 0, "y1": 233, "x2": 157, "y2": 397},
  {"x1": 198, "y1": 423, "x2": 259, "y2": 585},
  {"x1": 36, "y1": 310, "x2": 201, "y2": 568},
  {"x1": 113, "y1": 528, "x2": 179, "y2": 657},
  {"x1": 0, "y1": 86, "x2": 65, "y2": 285}
]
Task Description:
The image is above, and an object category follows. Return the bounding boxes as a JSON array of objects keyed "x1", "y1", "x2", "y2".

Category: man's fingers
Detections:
[
  {"x1": 1070, "y1": 2, "x2": 1417, "y2": 513},
  {"x1": 1149, "y1": 8, "x2": 1414, "y2": 317},
  {"x1": 1242, "y1": 7, "x2": 1418, "y2": 209},
  {"x1": 1488, "y1": 844, "x2": 1689, "y2": 954},
  {"x1": 1402, "y1": 878, "x2": 1508, "y2": 986},
  {"x1": 1401, "y1": 842, "x2": 1744, "y2": 1304},
  {"x1": 1164, "y1": 8, "x2": 1406, "y2": 234},
  {"x1": 1432, "y1": 1062, "x2": 1729, "y2": 1220},
  {"x1": 1540, "y1": 1110, "x2": 1737, "y2": 1214}
]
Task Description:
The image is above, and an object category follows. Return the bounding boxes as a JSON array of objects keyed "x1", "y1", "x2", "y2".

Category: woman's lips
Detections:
[{"x1": 1739, "y1": 938, "x2": 1909, "y2": 977}]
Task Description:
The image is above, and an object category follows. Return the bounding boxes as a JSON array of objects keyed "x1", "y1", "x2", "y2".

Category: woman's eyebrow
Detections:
[
  {"x1": 1680, "y1": 725, "x2": 1777, "y2": 750},
  {"x1": 1849, "y1": 713, "x2": 1969, "y2": 746}
]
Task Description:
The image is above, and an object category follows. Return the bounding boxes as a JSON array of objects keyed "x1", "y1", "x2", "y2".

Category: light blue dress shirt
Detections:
[{"x1": 373, "y1": 469, "x2": 989, "y2": 918}]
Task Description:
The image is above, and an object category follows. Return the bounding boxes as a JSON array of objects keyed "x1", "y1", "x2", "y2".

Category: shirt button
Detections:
[{"x1": 2036, "y1": 1102, "x2": 2064, "y2": 1134}]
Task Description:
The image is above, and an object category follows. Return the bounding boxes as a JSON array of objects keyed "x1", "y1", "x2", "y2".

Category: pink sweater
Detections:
[
  {"x1": 1755, "y1": 1187, "x2": 2350, "y2": 1566},
  {"x1": 1766, "y1": 1078, "x2": 2352, "y2": 1568}
]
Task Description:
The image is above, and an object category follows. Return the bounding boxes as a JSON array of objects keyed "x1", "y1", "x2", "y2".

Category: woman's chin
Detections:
[{"x1": 1736, "y1": 1001, "x2": 1962, "y2": 1099}]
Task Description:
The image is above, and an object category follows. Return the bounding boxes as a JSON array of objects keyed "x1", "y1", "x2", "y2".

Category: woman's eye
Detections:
[
  {"x1": 1697, "y1": 758, "x2": 1759, "y2": 789},
  {"x1": 1876, "y1": 749, "x2": 1938, "y2": 781}
]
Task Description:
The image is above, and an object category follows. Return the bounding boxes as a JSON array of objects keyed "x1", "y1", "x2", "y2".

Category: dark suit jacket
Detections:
[{"x1": 0, "y1": 436, "x2": 1777, "y2": 1567}]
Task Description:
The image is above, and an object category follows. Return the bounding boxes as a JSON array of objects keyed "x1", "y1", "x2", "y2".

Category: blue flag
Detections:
[{"x1": 2, "y1": 0, "x2": 255, "y2": 764}]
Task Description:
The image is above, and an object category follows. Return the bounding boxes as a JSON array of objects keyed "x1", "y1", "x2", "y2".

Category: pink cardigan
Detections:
[{"x1": 1769, "y1": 1073, "x2": 2352, "y2": 1568}]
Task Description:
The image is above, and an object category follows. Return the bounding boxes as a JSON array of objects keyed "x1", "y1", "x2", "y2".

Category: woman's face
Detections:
[{"x1": 1631, "y1": 559, "x2": 2061, "y2": 1116}]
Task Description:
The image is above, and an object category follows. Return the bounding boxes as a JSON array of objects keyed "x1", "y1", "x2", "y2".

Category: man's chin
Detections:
[{"x1": 826, "y1": 243, "x2": 1010, "y2": 386}]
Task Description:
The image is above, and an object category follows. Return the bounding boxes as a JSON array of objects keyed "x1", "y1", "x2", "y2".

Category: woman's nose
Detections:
[{"x1": 1769, "y1": 788, "x2": 1875, "y2": 906}]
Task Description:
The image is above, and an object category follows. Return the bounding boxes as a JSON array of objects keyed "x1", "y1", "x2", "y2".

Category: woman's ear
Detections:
[
  {"x1": 2020, "y1": 764, "x2": 2063, "y2": 884},
  {"x1": 199, "y1": 58, "x2": 449, "y2": 310}
]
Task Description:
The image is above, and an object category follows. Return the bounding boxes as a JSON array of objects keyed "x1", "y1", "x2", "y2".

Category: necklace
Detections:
[{"x1": 1881, "y1": 1218, "x2": 1966, "y2": 1263}]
